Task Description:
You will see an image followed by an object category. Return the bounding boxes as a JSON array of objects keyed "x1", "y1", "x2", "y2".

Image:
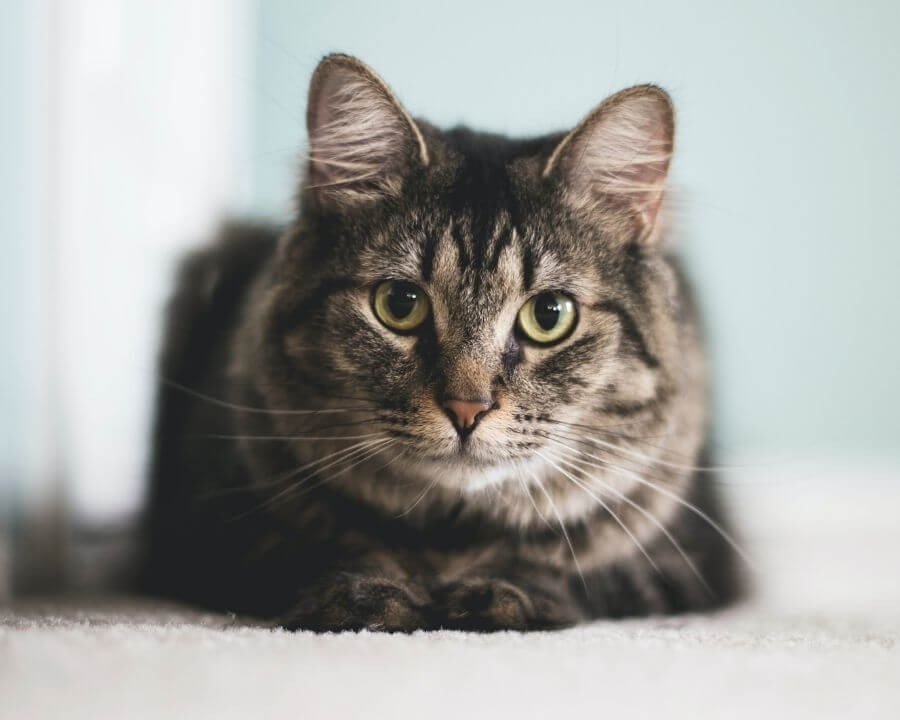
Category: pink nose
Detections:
[{"x1": 443, "y1": 398, "x2": 493, "y2": 433}]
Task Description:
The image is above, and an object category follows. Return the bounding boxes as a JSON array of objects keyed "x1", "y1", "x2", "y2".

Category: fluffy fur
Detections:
[{"x1": 142, "y1": 54, "x2": 741, "y2": 631}]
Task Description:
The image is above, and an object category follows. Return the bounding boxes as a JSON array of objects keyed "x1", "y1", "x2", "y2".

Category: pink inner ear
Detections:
[
  {"x1": 306, "y1": 67, "x2": 412, "y2": 200},
  {"x1": 564, "y1": 93, "x2": 673, "y2": 230}
]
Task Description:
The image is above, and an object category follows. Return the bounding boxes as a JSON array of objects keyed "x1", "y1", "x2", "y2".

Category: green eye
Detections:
[
  {"x1": 517, "y1": 292, "x2": 577, "y2": 345},
  {"x1": 373, "y1": 280, "x2": 430, "y2": 332}
]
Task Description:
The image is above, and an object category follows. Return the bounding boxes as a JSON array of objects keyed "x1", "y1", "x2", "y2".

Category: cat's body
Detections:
[{"x1": 143, "y1": 55, "x2": 741, "y2": 631}]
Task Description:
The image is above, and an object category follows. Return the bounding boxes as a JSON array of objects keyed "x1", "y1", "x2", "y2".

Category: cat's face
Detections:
[{"x1": 260, "y1": 55, "x2": 681, "y2": 494}]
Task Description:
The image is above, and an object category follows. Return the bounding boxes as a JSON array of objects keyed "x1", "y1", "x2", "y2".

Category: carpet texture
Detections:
[{"x1": 2, "y1": 466, "x2": 898, "y2": 719}]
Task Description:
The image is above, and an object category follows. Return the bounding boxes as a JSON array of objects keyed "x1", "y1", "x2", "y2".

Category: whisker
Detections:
[
  {"x1": 527, "y1": 470, "x2": 588, "y2": 591},
  {"x1": 541, "y1": 428, "x2": 682, "y2": 489},
  {"x1": 287, "y1": 439, "x2": 397, "y2": 505},
  {"x1": 536, "y1": 415, "x2": 649, "y2": 435},
  {"x1": 543, "y1": 443, "x2": 712, "y2": 597},
  {"x1": 534, "y1": 450, "x2": 661, "y2": 574},
  {"x1": 231, "y1": 437, "x2": 393, "y2": 517},
  {"x1": 199, "y1": 436, "x2": 388, "y2": 498},
  {"x1": 286, "y1": 416, "x2": 387, "y2": 434},
  {"x1": 515, "y1": 473, "x2": 552, "y2": 530},
  {"x1": 159, "y1": 378, "x2": 371, "y2": 416},
  {"x1": 544, "y1": 418, "x2": 728, "y2": 471},
  {"x1": 369, "y1": 449, "x2": 404, "y2": 475},
  {"x1": 545, "y1": 441, "x2": 755, "y2": 570},
  {"x1": 276, "y1": 437, "x2": 393, "y2": 491},
  {"x1": 192, "y1": 431, "x2": 386, "y2": 442},
  {"x1": 395, "y1": 476, "x2": 440, "y2": 518}
]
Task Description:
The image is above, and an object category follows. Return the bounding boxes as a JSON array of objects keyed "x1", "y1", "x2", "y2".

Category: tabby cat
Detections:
[{"x1": 143, "y1": 54, "x2": 741, "y2": 631}]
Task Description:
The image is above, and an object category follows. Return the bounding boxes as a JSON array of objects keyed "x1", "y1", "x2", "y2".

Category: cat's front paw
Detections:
[
  {"x1": 283, "y1": 573, "x2": 430, "y2": 633},
  {"x1": 436, "y1": 578, "x2": 538, "y2": 631},
  {"x1": 436, "y1": 577, "x2": 580, "y2": 631}
]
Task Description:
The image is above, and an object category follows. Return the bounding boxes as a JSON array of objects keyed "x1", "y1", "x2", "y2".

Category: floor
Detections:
[{"x1": 2, "y1": 463, "x2": 899, "y2": 719}]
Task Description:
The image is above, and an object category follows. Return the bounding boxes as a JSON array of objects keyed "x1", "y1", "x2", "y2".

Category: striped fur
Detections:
[{"x1": 143, "y1": 54, "x2": 741, "y2": 631}]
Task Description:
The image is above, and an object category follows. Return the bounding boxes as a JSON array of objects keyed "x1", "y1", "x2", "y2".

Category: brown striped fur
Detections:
[{"x1": 142, "y1": 54, "x2": 741, "y2": 631}]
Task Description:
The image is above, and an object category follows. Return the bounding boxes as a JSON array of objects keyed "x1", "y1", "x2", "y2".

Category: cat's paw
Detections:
[
  {"x1": 435, "y1": 578, "x2": 539, "y2": 631},
  {"x1": 283, "y1": 573, "x2": 430, "y2": 633},
  {"x1": 436, "y1": 577, "x2": 581, "y2": 631}
]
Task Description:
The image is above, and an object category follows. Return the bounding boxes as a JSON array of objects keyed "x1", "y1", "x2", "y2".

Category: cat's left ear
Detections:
[
  {"x1": 543, "y1": 85, "x2": 674, "y2": 242},
  {"x1": 304, "y1": 54, "x2": 429, "y2": 207}
]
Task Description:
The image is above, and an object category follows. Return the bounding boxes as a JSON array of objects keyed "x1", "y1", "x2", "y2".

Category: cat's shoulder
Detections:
[
  {"x1": 159, "y1": 220, "x2": 281, "y2": 375},
  {"x1": 174, "y1": 220, "x2": 280, "y2": 294}
]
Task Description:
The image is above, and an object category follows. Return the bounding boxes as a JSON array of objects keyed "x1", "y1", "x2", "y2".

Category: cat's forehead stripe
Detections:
[
  {"x1": 419, "y1": 224, "x2": 438, "y2": 282},
  {"x1": 418, "y1": 215, "x2": 535, "y2": 294},
  {"x1": 519, "y1": 233, "x2": 536, "y2": 292}
]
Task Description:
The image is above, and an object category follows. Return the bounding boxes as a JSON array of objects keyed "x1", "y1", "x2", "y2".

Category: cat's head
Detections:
[{"x1": 257, "y1": 54, "x2": 691, "y2": 497}]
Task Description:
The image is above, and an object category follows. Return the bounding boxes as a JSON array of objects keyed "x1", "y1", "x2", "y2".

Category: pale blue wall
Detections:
[
  {"x1": 1, "y1": 1, "x2": 37, "y2": 486},
  {"x1": 1, "y1": 0, "x2": 45, "y2": 592},
  {"x1": 251, "y1": 1, "x2": 899, "y2": 460}
]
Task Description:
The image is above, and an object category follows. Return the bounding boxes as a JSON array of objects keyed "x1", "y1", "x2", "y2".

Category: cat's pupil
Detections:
[
  {"x1": 387, "y1": 282, "x2": 419, "y2": 319},
  {"x1": 534, "y1": 293, "x2": 561, "y2": 330}
]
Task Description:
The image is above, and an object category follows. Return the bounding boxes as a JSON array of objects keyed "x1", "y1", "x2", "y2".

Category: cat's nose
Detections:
[{"x1": 442, "y1": 397, "x2": 493, "y2": 436}]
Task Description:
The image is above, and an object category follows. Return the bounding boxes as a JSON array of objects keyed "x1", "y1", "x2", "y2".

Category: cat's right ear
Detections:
[{"x1": 304, "y1": 54, "x2": 429, "y2": 208}]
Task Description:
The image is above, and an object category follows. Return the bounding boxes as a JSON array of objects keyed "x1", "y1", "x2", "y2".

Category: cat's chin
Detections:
[
  {"x1": 397, "y1": 447, "x2": 546, "y2": 494},
  {"x1": 404, "y1": 443, "x2": 514, "y2": 471}
]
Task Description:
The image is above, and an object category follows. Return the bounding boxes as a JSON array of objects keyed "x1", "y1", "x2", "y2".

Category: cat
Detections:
[{"x1": 142, "y1": 53, "x2": 742, "y2": 631}]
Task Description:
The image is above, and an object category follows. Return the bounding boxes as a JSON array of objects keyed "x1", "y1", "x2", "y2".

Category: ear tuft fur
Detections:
[
  {"x1": 305, "y1": 54, "x2": 428, "y2": 206},
  {"x1": 544, "y1": 85, "x2": 674, "y2": 238}
]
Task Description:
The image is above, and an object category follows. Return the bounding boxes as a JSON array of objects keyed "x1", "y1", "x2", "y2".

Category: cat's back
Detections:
[
  {"x1": 156, "y1": 221, "x2": 280, "y2": 382},
  {"x1": 142, "y1": 221, "x2": 280, "y2": 602}
]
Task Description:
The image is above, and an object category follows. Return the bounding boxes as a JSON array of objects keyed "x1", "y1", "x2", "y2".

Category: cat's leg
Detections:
[
  {"x1": 576, "y1": 545, "x2": 740, "y2": 620},
  {"x1": 571, "y1": 506, "x2": 743, "y2": 620}
]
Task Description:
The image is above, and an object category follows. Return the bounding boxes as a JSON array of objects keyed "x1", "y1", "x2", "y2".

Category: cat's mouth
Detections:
[
  {"x1": 393, "y1": 437, "x2": 544, "y2": 494},
  {"x1": 451, "y1": 439, "x2": 495, "y2": 463},
  {"x1": 400, "y1": 433, "x2": 530, "y2": 470},
  {"x1": 384, "y1": 408, "x2": 539, "y2": 470},
  {"x1": 412, "y1": 447, "x2": 503, "y2": 466}
]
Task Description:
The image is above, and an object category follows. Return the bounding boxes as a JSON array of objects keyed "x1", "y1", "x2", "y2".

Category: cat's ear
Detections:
[
  {"x1": 304, "y1": 54, "x2": 429, "y2": 207},
  {"x1": 543, "y1": 85, "x2": 674, "y2": 241}
]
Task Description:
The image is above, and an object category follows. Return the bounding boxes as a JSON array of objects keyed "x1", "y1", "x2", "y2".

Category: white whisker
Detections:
[
  {"x1": 546, "y1": 440, "x2": 755, "y2": 570},
  {"x1": 395, "y1": 476, "x2": 440, "y2": 518},
  {"x1": 268, "y1": 437, "x2": 391, "y2": 488},
  {"x1": 563, "y1": 427, "x2": 720, "y2": 473},
  {"x1": 200, "y1": 436, "x2": 389, "y2": 498},
  {"x1": 198, "y1": 432, "x2": 385, "y2": 442},
  {"x1": 543, "y1": 442, "x2": 712, "y2": 596},
  {"x1": 534, "y1": 450, "x2": 660, "y2": 574},
  {"x1": 237, "y1": 437, "x2": 393, "y2": 516},
  {"x1": 292, "y1": 439, "x2": 397, "y2": 500},
  {"x1": 528, "y1": 470, "x2": 588, "y2": 591},
  {"x1": 160, "y1": 378, "x2": 365, "y2": 415},
  {"x1": 516, "y1": 473, "x2": 552, "y2": 530}
]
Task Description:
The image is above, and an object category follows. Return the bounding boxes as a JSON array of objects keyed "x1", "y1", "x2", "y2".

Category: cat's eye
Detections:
[
  {"x1": 373, "y1": 280, "x2": 431, "y2": 332},
  {"x1": 517, "y1": 292, "x2": 577, "y2": 345}
]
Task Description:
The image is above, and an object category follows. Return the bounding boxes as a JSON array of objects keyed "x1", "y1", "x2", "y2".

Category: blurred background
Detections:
[{"x1": 2, "y1": 1, "x2": 898, "y2": 608}]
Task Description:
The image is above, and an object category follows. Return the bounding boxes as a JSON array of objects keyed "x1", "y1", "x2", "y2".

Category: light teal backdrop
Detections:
[{"x1": 249, "y1": 0, "x2": 900, "y2": 460}]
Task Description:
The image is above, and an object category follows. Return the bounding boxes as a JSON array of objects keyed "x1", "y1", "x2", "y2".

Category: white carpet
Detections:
[{"x1": 2, "y1": 464, "x2": 899, "y2": 719}]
